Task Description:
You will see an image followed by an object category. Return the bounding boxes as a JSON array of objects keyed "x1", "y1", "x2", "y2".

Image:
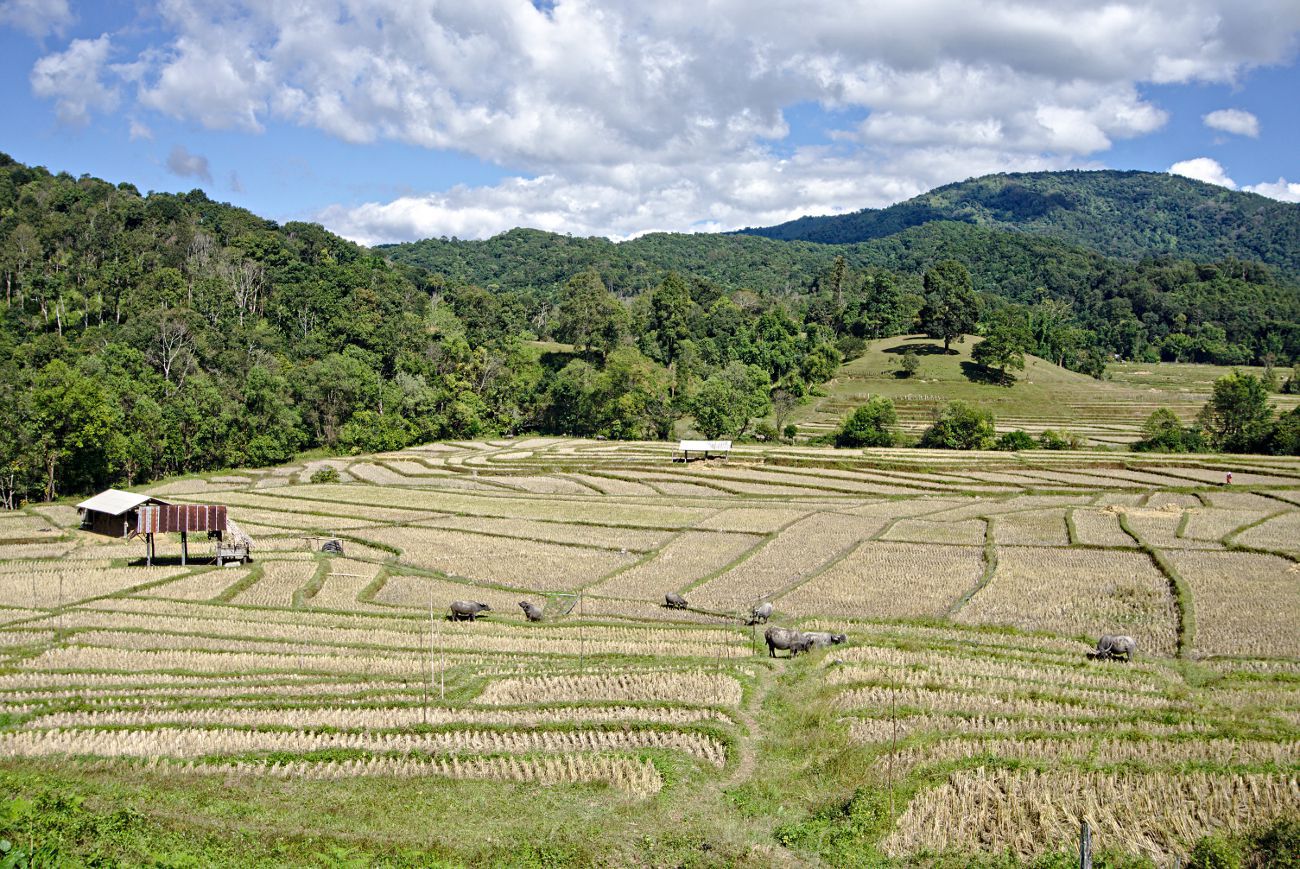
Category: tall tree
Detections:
[
  {"x1": 919, "y1": 260, "x2": 979, "y2": 352},
  {"x1": 649, "y1": 272, "x2": 694, "y2": 365},
  {"x1": 1197, "y1": 371, "x2": 1274, "y2": 453},
  {"x1": 691, "y1": 362, "x2": 771, "y2": 439},
  {"x1": 552, "y1": 270, "x2": 626, "y2": 357}
]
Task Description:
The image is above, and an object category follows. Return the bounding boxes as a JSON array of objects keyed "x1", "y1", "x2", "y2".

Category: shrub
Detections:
[
  {"x1": 1037, "y1": 429, "x2": 1082, "y2": 450},
  {"x1": 782, "y1": 423, "x2": 798, "y2": 441},
  {"x1": 835, "y1": 397, "x2": 897, "y2": 448},
  {"x1": 309, "y1": 467, "x2": 341, "y2": 484},
  {"x1": 994, "y1": 431, "x2": 1037, "y2": 451},
  {"x1": 900, "y1": 349, "x2": 920, "y2": 378},
  {"x1": 1247, "y1": 816, "x2": 1300, "y2": 868},
  {"x1": 1133, "y1": 408, "x2": 1206, "y2": 453},
  {"x1": 919, "y1": 401, "x2": 996, "y2": 450},
  {"x1": 1188, "y1": 834, "x2": 1244, "y2": 869}
]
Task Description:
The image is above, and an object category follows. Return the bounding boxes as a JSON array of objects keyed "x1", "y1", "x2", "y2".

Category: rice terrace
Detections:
[{"x1": 1, "y1": 438, "x2": 1298, "y2": 865}]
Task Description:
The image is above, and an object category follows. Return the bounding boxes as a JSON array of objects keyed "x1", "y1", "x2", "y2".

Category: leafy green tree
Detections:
[
  {"x1": 552, "y1": 270, "x2": 626, "y2": 356},
  {"x1": 972, "y1": 320, "x2": 1029, "y2": 382},
  {"x1": 649, "y1": 272, "x2": 694, "y2": 365},
  {"x1": 899, "y1": 349, "x2": 920, "y2": 377},
  {"x1": 28, "y1": 360, "x2": 121, "y2": 499},
  {"x1": 919, "y1": 260, "x2": 979, "y2": 352},
  {"x1": 691, "y1": 362, "x2": 771, "y2": 439},
  {"x1": 1133, "y1": 408, "x2": 1205, "y2": 453},
  {"x1": 338, "y1": 410, "x2": 415, "y2": 454},
  {"x1": 919, "y1": 400, "x2": 996, "y2": 450},
  {"x1": 1197, "y1": 372, "x2": 1274, "y2": 453},
  {"x1": 1267, "y1": 406, "x2": 1300, "y2": 455},
  {"x1": 834, "y1": 397, "x2": 897, "y2": 447}
]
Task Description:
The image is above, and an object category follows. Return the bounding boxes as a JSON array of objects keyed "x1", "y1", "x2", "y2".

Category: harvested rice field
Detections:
[{"x1": 2, "y1": 438, "x2": 1298, "y2": 866}]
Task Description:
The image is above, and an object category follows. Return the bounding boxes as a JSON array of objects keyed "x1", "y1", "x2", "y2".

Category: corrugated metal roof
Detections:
[{"x1": 75, "y1": 489, "x2": 160, "y2": 516}]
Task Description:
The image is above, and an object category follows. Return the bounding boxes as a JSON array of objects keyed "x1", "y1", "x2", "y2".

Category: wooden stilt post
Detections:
[
  {"x1": 1079, "y1": 820, "x2": 1092, "y2": 869},
  {"x1": 146, "y1": 533, "x2": 153, "y2": 567},
  {"x1": 181, "y1": 530, "x2": 188, "y2": 565}
]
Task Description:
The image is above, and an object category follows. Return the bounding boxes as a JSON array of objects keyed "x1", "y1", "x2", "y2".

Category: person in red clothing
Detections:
[{"x1": 1226, "y1": 472, "x2": 1233, "y2": 485}]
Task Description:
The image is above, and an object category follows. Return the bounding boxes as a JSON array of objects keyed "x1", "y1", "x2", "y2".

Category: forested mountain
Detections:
[
  {"x1": 3, "y1": 154, "x2": 1299, "y2": 503},
  {"x1": 736, "y1": 170, "x2": 1300, "y2": 281},
  {"x1": 0, "y1": 155, "x2": 843, "y2": 502}
]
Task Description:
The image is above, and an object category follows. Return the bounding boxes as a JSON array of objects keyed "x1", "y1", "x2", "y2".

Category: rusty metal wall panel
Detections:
[{"x1": 137, "y1": 504, "x2": 227, "y2": 534}]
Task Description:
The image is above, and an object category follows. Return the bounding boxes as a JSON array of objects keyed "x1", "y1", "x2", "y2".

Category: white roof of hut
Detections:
[{"x1": 75, "y1": 489, "x2": 162, "y2": 516}]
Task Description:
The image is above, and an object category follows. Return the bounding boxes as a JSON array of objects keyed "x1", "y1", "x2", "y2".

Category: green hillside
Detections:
[
  {"x1": 795, "y1": 334, "x2": 1300, "y2": 446},
  {"x1": 738, "y1": 170, "x2": 1300, "y2": 280}
]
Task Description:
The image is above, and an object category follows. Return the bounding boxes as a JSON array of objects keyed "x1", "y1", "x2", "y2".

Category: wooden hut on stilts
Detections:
[{"x1": 76, "y1": 489, "x2": 252, "y2": 565}]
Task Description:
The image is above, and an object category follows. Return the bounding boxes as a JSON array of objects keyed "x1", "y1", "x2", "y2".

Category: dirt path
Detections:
[{"x1": 724, "y1": 659, "x2": 776, "y2": 788}]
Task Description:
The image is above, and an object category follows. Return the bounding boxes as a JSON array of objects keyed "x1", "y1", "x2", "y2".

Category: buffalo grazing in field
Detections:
[
  {"x1": 449, "y1": 600, "x2": 492, "y2": 621},
  {"x1": 765, "y1": 626, "x2": 814, "y2": 658},
  {"x1": 1088, "y1": 634, "x2": 1136, "y2": 661}
]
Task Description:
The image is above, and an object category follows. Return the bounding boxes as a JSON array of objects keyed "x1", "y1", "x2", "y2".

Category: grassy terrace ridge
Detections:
[
  {"x1": 1, "y1": 438, "x2": 1298, "y2": 866},
  {"x1": 796, "y1": 334, "x2": 1300, "y2": 446}
]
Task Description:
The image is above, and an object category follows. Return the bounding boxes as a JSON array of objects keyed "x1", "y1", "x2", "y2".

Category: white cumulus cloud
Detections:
[
  {"x1": 1244, "y1": 177, "x2": 1300, "y2": 202},
  {"x1": 23, "y1": 1, "x2": 1300, "y2": 239},
  {"x1": 1168, "y1": 157, "x2": 1237, "y2": 189},
  {"x1": 0, "y1": 0, "x2": 73, "y2": 38},
  {"x1": 1203, "y1": 108, "x2": 1260, "y2": 137},
  {"x1": 29, "y1": 34, "x2": 117, "y2": 126}
]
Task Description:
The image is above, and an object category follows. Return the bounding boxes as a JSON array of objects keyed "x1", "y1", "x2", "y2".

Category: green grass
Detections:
[{"x1": 793, "y1": 335, "x2": 1300, "y2": 447}]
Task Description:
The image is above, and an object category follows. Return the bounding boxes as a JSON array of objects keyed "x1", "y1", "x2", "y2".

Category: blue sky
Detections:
[{"x1": 2, "y1": 1, "x2": 1298, "y2": 243}]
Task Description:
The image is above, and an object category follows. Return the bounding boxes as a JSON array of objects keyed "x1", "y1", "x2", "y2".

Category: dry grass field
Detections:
[{"x1": 1, "y1": 437, "x2": 1298, "y2": 865}]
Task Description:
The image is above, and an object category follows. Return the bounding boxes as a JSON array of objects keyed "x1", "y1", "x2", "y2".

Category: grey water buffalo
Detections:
[
  {"x1": 804, "y1": 631, "x2": 847, "y2": 648},
  {"x1": 664, "y1": 592, "x2": 688, "y2": 609},
  {"x1": 765, "y1": 626, "x2": 814, "y2": 658},
  {"x1": 519, "y1": 601, "x2": 544, "y2": 622},
  {"x1": 748, "y1": 602, "x2": 774, "y2": 624},
  {"x1": 1088, "y1": 634, "x2": 1136, "y2": 662},
  {"x1": 449, "y1": 600, "x2": 492, "y2": 621}
]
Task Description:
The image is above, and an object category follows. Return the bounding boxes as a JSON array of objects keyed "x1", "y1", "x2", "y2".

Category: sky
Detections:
[{"x1": 2, "y1": 0, "x2": 1299, "y2": 246}]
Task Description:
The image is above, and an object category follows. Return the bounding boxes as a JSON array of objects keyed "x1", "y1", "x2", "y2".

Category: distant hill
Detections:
[
  {"x1": 736, "y1": 170, "x2": 1300, "y2": 280},
  {"x1": 380, "y1": 220, "x2": 1123, "y2": 302}
]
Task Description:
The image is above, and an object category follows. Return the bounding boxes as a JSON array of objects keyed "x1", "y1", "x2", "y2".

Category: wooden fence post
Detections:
[{"x1": 1079, "y1": 820, "x2": 1092, "y2": 869}]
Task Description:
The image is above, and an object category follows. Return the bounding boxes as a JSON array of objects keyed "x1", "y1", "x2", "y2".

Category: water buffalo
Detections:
[
  {"x1": 748, "y1": 602, "x2": 774, "y2": 624},
  {"x1": 1088, "y1": 634, "x2": 1136, "y2": 662},
  {"x1": 804, "y1": 631, "x2": 847, "y2": 648},
  {"x1": 519, "y1": 601, "x2": 544, "y2": 622},
  {"x1": 765, "y1": 626, "x2": 814, "y2": 658},
  {"x1": 664, "y1": 592, "x2": 688, "y2": 609},
  {"x1": 449, "y1": 600, "x2": 492, "y2": 621}
]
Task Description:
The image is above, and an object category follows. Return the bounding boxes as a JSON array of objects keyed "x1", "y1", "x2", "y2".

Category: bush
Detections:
[
  {"x1": 309, "y1": 467, "x2": 340, "y2": 484},
  {"x1": 900, "y1": 349, "x2": 920, "y2": 378},
  {"x1": 1037, "y1": 429, "x2": 1082, "y2": 450},
  {"x1": 1133, "y1": 408, "x2": 1207, "y2": 453},
  {"x1": 1188, "y1": 834, "x2": 1244, "y2": 869},
  {"x1": 783, "y1": 423, "x2": 798, "y2": 441},
  {"x1": 1248, "y1": 816, "x2": 1300, "y2": 867},
  {"x1": 835, "y1": 397, "x2": 897, "y2": 448},
  {"x1": 752, "y1": 421, "x2": 780, "y2": 442},
  {"x1": 919, "y1": 400, "x2": 996, "y2": 450},
  {"x1": 994, "y1": 430, "x2": 1037, "y2": 451}
]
